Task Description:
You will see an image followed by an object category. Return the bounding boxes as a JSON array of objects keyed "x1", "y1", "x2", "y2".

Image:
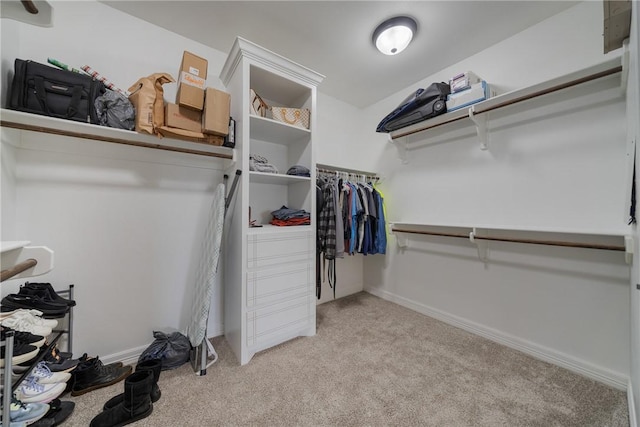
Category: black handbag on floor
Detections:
[{"x1": 9, "y1": 58, "x2": 106, "y2": 124}]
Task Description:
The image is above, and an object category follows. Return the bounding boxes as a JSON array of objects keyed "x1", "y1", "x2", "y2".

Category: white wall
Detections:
[
  {"x1": 315, "y1": 92, "x2": 370, "y2": 303},
  {"x1": 0, "y1": 1, "x2": 230, "y2": 361},
  {"x1": 361, "y1": 1, "x2": 632, "y2": 389}
]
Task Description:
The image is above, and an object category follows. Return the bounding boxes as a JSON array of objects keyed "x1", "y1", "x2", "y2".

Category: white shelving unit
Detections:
[
  {"x1": 220, "y1": 37, "x2": 324, "y2": 365},
  {"x1": 388, "y1": 57, "x2": 624, "y2": 161}
]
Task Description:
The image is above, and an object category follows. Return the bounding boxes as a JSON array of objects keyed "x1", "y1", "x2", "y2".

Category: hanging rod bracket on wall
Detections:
[
  {"x1": 389, "y1": 135, "x2": 409, "y2": 164},
  {"x1": 468, "y1": 105, "x2": 488, "y2": 150},
  {"x1": 624, "y1": 235, "x2": 634, "y2": 264},
  {"x1": 0, "y1": 244, "x2": 54, "y2": 281},
  {"x1": 390, "y1": 223, "x2": 409, "y2": 249},
  {"x1": 469, "y1": 227, "x2": 489, "y2": 262},
  {"x1": 621, "y1": 39, "x2": 630, "y2": 95}
]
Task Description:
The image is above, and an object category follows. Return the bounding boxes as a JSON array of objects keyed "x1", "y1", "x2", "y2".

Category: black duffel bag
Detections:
[
  {"x1": 9, "y1": 58, "x2": 106, "y2": 124},
  {"x1": 376, "y1": 82, "x2": 451, "y2": 133}
]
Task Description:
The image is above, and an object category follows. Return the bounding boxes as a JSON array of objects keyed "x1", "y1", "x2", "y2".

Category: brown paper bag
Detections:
[{"x1": 128, "y1": 73, "x2": 175, "y2": 135}]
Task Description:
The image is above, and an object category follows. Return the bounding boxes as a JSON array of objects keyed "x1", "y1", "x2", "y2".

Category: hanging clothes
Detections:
[{"x1": 315, "y1": 169, "x2": 388, "y2": 299}]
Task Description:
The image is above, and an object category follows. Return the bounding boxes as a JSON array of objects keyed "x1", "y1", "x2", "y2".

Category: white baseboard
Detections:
[
  {"x1": 365, "y1": 286, "x2": 629, "y2": 391},
  {"x1": 630, "y1": 380, "x2": 638, "y2": 427},
  {"x1": 101, "y1": 344, "x2": 149, "y2": 367}
]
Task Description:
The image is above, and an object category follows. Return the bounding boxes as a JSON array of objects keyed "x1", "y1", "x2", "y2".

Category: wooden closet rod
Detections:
[
  {"x1": 1, "y1": 258, "x2": 37, "y2": 282},
  {"x1": 21, "y1": 0, "x2": 39, "y2": 14},
  {"x1": 392, "y1": 65, "x2": 623, "y2": 140},
  {"x1": 391, "y1": 228, "x2": 626, "y2": 252}
]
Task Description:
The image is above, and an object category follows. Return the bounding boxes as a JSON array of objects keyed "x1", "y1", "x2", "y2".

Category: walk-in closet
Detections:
[{"x1": 1, "y1": 1, "x2": 638, "y2": 426}]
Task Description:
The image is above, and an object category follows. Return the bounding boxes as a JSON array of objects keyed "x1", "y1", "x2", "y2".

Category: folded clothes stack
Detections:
[
  {"x1": 286, "y1": 165, "x2": 310, "y2": 177},
  {"x1": 270, "y1": 205, "x2": 310, "y2": 226},
  {"x1": 249, "y1": 154, "x2": 278, "y2": 174}
]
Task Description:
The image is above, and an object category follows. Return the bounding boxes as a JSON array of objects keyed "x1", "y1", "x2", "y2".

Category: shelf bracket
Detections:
[
  {"x1": 390, "y1": 134, "x2": 409, "y2": 164},
  {"x1": 469, "y1": 227, "x2": 489, "y2": 262},
  {"x1": 621, "y1": 39, "x2": 630, "y2": 94},
  {"x1": 624, "y1": 235, "x2": 634, "y2": 264},
  {"x1": 468, "y1": 105, "x2": 488, "y2": 150},
  {"x1": 391, "y1": 225, "x2": 409, "y2": 250},
  {"x1": 0, "y1": 245, "x2": 54, "y2": 280}
]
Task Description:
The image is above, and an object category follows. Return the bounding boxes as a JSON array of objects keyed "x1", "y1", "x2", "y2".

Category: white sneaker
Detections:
[
  {"x1": 1, "y1": 311, "x2": 57, "y2": 336},
  {"x1": 10, "y1": 398, "x2": 50, "y2": 425},
  {"x1": 1, "y1": 309, "x2": 58, "y2": 328},
  {"x1": 21, "y1": 361, "x2": 72, "y2": 385},
  {"x1": 16, "y1": 376, "x2": 66, "y2": 404}
]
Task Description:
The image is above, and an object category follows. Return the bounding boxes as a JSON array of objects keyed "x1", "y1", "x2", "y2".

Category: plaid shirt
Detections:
[{"x1": 317, "y1": 179, "x2": 336, "y2": 260}]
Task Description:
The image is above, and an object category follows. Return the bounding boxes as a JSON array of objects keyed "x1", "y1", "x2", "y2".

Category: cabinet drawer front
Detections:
[
  {"x1": 246, "y1": 295, "x2": 314, "y2": 349},
  {"x1": 246, "y1": 262, "x2": 312, "y2": 308},
  {"x1": 247, "y1": 231, "x2": 313, "y2": 269}
]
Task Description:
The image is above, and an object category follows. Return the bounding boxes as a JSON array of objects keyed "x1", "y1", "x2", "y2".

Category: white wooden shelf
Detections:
[
  {"x1": 248, "y1": 224, "x2": 312, "y2": 234},
  {"x1": 388, "y1": 57, "x2": 624, "y2": 154},
  {"x1": 1, "y1": 240, "x2": 32, "y2": 253},
  {"x1": 390, "y1": 221, "x2": 631, "y2": 238},
  {"x1": 249, "y1": 171, "x2": 310, "y2": 184},
  {"x1": 0, "y1": 108, "x2": 235, "y2": 160},
  {"x1": 250, "y1": 114, "x2": 310, "y2": 145}
]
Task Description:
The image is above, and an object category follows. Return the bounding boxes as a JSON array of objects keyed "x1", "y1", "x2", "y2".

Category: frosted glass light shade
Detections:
[{"x1": 373, "y1": 16, "x2": 417, "y2": 56}]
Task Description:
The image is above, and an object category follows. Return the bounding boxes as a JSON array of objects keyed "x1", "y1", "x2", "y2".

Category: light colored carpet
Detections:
[{"x1": 62, "y1": 292, "x2": 628, "y2": 426}]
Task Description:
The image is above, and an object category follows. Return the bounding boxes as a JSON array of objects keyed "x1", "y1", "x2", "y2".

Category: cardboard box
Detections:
[
  {"x1": 158, "y1": 126, "x2": 224, "y2": 146},
  {"x1": 446, "y1": 81, "x2": 495, "y2": 112},
  {"x1": 449, "y1": 71, "x2": 482, "y2": 93},
  {"x1": 177, "y1": 84, "x2": 205, "y2": 111},
  {"x1": 180, "y1": 51, "x2": 208, "y2": 80},
  {"x1": 177, "y1": 51, "x2": 208, "y2": 110},
  {"x1": 202, "y1": 88, "x2": 230, "y2": 136},
  {"x1": 165, "y1": 102, "x2": 202, "y2": 133}
]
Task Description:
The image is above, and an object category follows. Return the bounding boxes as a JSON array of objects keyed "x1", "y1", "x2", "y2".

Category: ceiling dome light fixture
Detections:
[{"x1": 373, "y1": 16, "x2": 418, "y2": 56}]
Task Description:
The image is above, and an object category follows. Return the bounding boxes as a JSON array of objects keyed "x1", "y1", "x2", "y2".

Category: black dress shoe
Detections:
[
  {"x1": 1, "y1": 294, "x2": 68, "y2": 318},
  {"x1": 70, "y1": 356, "x2": 132, "y2": 396},
  {"x1": 22, "y1": 282, "x2": 76, "y2": 307},
  {"x1": 31, "y1": 398, "x2": 75, "y2": 427}
]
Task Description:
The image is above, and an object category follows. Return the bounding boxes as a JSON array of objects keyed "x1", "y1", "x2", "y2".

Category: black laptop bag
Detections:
[{"x1": 9, "y1": 59, "x2": 106, "y2": 124}]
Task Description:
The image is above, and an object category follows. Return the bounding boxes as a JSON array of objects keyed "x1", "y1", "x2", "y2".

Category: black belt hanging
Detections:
[
  {"x1": 316, "y1": 251, "x2": 322, "y2": 299},
  {"x1": 327, "y1": 258, "x2": 336, "y2": 299}
]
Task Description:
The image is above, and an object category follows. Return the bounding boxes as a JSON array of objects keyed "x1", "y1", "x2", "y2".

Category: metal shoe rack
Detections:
[{"x1": 1, "y1": 242, "x2": 74, "y2": 424}]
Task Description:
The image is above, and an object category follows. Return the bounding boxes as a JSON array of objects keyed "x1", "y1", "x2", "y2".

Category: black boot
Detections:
[
  {"x1": 90, "y1": 370, "x2": 154, "y2": 427},
  {"x1": 102, "y1": 359, "x2": 162, "y2": 410},
  {"x1": 71, "y1": 356, "x2": 132, "y2": 396}
]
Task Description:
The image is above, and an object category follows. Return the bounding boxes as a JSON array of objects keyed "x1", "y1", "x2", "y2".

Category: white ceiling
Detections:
[{"x1": 102, "y1": 1, "x2": 579, "y2": 108}]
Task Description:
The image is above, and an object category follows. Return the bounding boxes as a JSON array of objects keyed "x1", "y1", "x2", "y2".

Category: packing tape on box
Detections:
[{"x1": 179, "y1": 71, "x2": 206, "y2": 89}]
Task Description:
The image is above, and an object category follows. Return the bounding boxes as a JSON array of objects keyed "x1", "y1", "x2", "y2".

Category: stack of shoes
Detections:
[
  {"x1": 90, "y1": 359, "x2": 162, "y2": 427},
  {"x1": 1, "y1": 282, "x2": 74, "y2": 319},
  {"x1": 0, "y1": 309, "x2": 58, "y2": 336},
  {"x1": 8, "y1": 395, "x2": 50, "y2": 426},
  {"x1": 19, "y1": 283, "x2": 76, "y2": 306},
  {"x1": 0, "y1": 328, "x2": 45, "y2": 368},
  {"x1": 71, "y1": 356, "x2": 132, "y2": 396}
]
